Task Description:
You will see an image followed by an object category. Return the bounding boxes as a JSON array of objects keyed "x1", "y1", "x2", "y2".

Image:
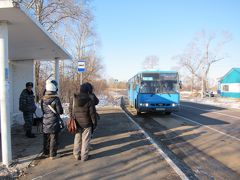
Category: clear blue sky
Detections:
[{"x1": 93, "y1": 0, "x2": 240, "y2": 81}]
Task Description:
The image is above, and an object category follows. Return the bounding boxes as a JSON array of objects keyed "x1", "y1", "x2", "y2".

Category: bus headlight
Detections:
[
  {"x1": 172, "y1": 103, "x2": 177, "y2": 107},
  {"x1": 139, "y1": 103, "x2": 149, "y2": 107}
]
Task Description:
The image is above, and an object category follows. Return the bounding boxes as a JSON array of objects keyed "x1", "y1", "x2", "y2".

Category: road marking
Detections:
[
  {"x1": 182, "y1": 104, "x2": 240, "y2": 120},
  {"x1": 122, "y1": 110, "x2": 189, "y2": 180},
  {"x1": 173, "y1": 113, "x2": 240, "y2": 142},
  {"x1": 32, "y1": 169, "x2": 58, "y2": 180}
]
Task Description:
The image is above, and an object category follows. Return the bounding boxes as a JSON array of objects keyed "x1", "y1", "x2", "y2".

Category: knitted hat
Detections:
[{"x1": 46, "y1": 79, "x2": 58, "y2": 92}]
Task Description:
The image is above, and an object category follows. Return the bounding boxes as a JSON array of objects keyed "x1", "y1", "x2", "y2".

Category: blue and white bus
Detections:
[{"x1": 128, "y1": 70, "x2": 181, "y2": 115}]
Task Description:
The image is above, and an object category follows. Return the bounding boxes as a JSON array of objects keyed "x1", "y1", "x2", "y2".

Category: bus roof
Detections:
[
  {"x1": 128, "y1": 70, "x2": 178, "y2": 82},
  {"x1": 139, "y1": 70, "x2": 178, "y2": 74}
]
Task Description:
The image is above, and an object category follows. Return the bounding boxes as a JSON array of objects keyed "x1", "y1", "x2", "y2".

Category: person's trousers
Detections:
[
  {"x1": 73, "y1": 127, "x2": 92, "y2": 161},
  {"x1": 43, "y1": 133, "x2": 59, "y2": 157},
  {"x1": 23, "y1": 112, "x2": 33, "y2": 131}
]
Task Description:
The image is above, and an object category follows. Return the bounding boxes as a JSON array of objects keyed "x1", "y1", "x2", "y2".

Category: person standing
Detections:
[
  {"x1": 19, "y1": 82, "x2": 37, "y2": 138},
  {"x1": 85, "y1": 82, "x2": 99, "y2": 106},
  {"x1": 41, "y1": 80, "x2": 63, "y2": 159},
  {"x1": 70, "y1": 83, "x2": 97, "y2": 162}
]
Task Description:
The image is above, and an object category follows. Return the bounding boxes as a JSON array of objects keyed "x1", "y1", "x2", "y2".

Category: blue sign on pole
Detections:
[{"x1": 78, "y1": 60, "x2": 85, "y2": 73}]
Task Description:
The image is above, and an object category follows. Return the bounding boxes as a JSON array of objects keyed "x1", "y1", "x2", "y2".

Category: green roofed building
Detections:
[{"x1": 219, "y1": 68, "x2": 240, "y2": 98}]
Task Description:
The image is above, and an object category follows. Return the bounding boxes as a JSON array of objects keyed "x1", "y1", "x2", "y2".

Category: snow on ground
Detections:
[
  {"x1": 0, "y1": 165, "x2": 22, "y2": 179},
  {"x1": 181, "y1": 92, "x2": 240, "y2": 109},
  {"x1": 97, "y1": 94, "x2": 122, "y2": 108}
]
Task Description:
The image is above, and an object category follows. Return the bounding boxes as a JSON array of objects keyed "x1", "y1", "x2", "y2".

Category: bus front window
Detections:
[
  {"x1": 140, "y1": 80, "x2": 178, "y2": 94},
  {"x1": 161, "y1": 81, "x2": 178, "y2": 93}
]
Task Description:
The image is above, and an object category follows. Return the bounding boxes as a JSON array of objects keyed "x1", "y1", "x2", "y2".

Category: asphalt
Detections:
[
  {"x1": 12, "y1": 107, "x2": 181, "y2": 180},
  {"x1": 125, "y1": 101, "x2": 240, "y2": 180}
]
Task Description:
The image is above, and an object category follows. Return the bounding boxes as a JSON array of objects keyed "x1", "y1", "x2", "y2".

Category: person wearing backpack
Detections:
[
  {"x1": 41, "y1": 80, "x2": 63, "y2": 160},
  {"x1": 69, "y1": 83, "x2": 97, "y2": 162}
]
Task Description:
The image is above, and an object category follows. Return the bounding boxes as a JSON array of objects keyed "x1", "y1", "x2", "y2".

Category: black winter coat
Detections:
[
  {"x1": 19, "y1": 89, "x2": 36, "y2": 113},
  {"x1": 41, "y1": 92, "x2": 63, "y2": 133},
  {"x1": 89, "y1": 93, "x2": 99, "y2": 106},
  {"x1": 70, "y1": 93, "x2": 97, "y2": 129}
]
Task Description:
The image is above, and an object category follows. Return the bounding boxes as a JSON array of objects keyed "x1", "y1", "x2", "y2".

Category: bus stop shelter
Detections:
[{"x1": 0, "y1": 0, "x2": 71, "y2": 166}]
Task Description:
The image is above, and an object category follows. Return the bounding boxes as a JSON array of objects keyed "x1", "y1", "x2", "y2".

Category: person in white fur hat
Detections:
[{"x1": 41, "y1": 80, "x2": 63, "y2": 159}]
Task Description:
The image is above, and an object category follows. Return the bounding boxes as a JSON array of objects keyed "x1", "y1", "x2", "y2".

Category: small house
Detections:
[{"x1": 219, "y1": 68, "x2": 240, "y2": 98}]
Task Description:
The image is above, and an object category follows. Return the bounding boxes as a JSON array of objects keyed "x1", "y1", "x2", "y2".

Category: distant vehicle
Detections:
[
  {"x1": 128, "y1": 70, "x2": 181, "y2": 115},
  {"x1": 204, "y1": 91, "x2": 214, "y2": 97}
]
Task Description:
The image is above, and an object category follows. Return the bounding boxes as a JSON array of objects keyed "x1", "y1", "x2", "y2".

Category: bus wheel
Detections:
[
  {"x1": 137, "y1": 110, "x2": 142, "y2": 116},
  {"x1": 165, "y1": 112, "x2": 172, "y2": 115}
]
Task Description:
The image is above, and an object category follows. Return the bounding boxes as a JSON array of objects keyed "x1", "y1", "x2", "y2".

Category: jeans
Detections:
[{"x1": 73, "y1": 127, "x2": 92, "y2": 161}]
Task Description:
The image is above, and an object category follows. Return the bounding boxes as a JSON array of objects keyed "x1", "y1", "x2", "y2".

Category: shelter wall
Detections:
[{"x1": 9, "y1": 60, "x2": 34, "y2": 125}]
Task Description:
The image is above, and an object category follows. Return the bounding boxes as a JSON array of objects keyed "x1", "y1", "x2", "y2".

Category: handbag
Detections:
[
  {"x1": 48, "y1": 104, "x2": 64, "y2": 130},
  {"x1": 67, "y1": 118, "x2": 77, "y2": 134},
  {"x1": 66, "y1": 96, "x2": 78, "y2": 134}
]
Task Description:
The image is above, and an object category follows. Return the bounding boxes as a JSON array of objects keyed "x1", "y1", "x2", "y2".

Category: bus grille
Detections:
[{"x1": 150, "y1": 103, "x2": 171, "y2": 107}]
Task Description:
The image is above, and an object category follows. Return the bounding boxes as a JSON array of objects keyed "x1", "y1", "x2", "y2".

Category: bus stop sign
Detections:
[{"x1": 78, "y1": 60, "x2": 85, "y2": 73}]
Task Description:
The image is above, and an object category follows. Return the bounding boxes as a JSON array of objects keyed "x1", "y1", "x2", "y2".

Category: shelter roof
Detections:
[{"x1": 0, "y1": 0, "x2": 71, "y2": 60}]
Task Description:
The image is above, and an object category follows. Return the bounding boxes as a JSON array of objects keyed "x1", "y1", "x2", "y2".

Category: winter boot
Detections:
[{"x1": 25, "y1": 130, "x2": 36, "y2": 138}]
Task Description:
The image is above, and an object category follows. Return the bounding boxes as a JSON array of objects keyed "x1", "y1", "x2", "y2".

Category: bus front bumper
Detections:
[{"x1": 138, "y1": 105, "x2": 180, "y2": 112}]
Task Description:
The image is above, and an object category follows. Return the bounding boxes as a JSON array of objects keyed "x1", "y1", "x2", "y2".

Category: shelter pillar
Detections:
[
  {"x1": 0, "y1": 21, "x2": 12, "y2": 166},
  {"x1": 54, "y1": 58, "x2": 60, "y2": 92}
]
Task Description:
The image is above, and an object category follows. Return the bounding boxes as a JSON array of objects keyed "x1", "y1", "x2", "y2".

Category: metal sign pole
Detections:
[{"x1": 80, "y1": 72, "x2": 82, "y2": 85}]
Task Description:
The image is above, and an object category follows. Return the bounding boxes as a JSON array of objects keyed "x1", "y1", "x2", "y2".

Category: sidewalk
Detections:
[
  {"x1": 0, "y1": 124, "x2": 43, "y2": 179},
  {"x1": 0, "y1": 115, "x2": 68, "y2": 179},
  {"x1": 15, "y1": 107, "x2": 180, "y2": 180}
]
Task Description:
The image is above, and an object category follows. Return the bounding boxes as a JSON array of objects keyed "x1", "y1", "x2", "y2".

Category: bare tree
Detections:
[
  {"x1": 21, "y1": 0, "x2": 91, "y2": 101},
  {"x1": 173, "y1": 42, "x2": 202, "y2": 93},
  {"x1": 196, "y1": 30, "x2": 231, "y2": 92},
  {"x1": 175, "y1": 30, "x2": 231, "y2": 94},
  {"x1": 142, "y1": 55, "x2": 159, "y2": 70}
]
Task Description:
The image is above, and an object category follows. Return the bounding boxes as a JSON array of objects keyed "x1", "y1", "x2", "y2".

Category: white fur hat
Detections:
[{"x1": 46, "y1": 79, "x2": 57, "y2": 92}]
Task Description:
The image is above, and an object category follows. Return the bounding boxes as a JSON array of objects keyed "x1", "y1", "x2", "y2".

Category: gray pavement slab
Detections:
[
  {"x1": 19, "y1": 107, "x2": 180, "y2": 180},
  {"x1": 0, "y1": 124, "x2": 43, "y2": 179}
]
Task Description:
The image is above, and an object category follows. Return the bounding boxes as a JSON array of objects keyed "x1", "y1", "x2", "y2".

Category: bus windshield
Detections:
[{"x1": 140, "y1": 80, "x2": 178, "y2": 94}]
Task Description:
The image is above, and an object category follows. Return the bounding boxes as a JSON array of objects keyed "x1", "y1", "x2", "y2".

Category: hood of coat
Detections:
[
  {"x1": 75, "y1": 93, "x2": 91, "y2": 107},
  {"x1": 42, "y1": 92, "x2": 58, "y2": 105}
]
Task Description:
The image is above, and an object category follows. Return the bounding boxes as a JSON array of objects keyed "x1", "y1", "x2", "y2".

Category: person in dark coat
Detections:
[
  {"x1": 85, "y1": 82, "x2": 99, "y2": 106},
  {"x1": 69, "y1": 83, "x2": 97, "y2": 161},
  {"x1": 19, "y1": 82, "x2": 37, "y2": 138},
  {"x1": 41, "y1": 80, "x2": 63, "y2": 160}
]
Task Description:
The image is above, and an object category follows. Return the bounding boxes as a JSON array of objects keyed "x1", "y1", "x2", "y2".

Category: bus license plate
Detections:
[{"x1": 156, "y1": 108, "x2": 165, "y2": 111}]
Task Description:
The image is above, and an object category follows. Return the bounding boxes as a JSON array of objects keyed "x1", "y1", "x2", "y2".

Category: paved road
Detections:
[
  {"x1": 126, "y1": 101, "x2": 240, "y2": 180},
  {"x1": 20, "y1": 108, "x2": 180, "y2": 180}
]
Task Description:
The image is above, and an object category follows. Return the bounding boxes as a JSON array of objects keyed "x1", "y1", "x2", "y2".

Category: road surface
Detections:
[{"x1": 125, "y1": 101, "x2": 240, "y2": 180}]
